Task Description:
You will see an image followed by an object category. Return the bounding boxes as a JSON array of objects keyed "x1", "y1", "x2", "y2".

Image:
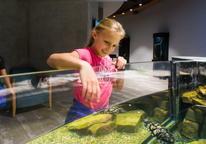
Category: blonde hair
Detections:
[{"x1": 86, "y1": 18, "x2": 125, "y2": 47}]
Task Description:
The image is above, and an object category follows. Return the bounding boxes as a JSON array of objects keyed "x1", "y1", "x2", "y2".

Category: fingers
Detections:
[
  {"x1": 83, "y1": 79, "x2": 100, "y2": 103},
  {"x1": 85, "y1": 82, "x2": 92, "y2": 102},
  {"x1": 79, "y1": 63, "x2": 101, "y2": 104},
  {"x1": 116, "y1": 56, "x2": 127, "y2": 69},
  {"x1": 96, "y1": 85, "x2": 101, "y2": 103},
  {"x1": 82, "y1": 82, "x2": 87, "y2": 98},
  {"x1": 89, "y1": 83, "x2": 100, "y2": 103},
  {"x1": 88, "y1": 83, "x2": 97, "y2": 103}
]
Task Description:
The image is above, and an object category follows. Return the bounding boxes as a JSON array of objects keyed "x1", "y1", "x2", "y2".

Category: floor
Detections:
[{"x1": 0, "y1": 101, "x2": 72, "y2": 144}]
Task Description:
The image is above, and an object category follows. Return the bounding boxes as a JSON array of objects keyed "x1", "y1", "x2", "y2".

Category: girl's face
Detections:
[{"x1": 91, "y1": 29, "x2": 122, "y2": 59}]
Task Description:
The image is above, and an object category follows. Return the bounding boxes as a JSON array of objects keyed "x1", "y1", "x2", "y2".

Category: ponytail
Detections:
[{"x1": 86, "y1": 18, "x2": 125, "y2": 47}]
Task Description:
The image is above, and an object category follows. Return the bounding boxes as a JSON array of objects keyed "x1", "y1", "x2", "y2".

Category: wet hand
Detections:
[
  {"x1": 112, "y1": 56, "x2": 127, "y2": 69},
  {"x1": 79, "y1": 62, "x2": 100, "y2": 103}
]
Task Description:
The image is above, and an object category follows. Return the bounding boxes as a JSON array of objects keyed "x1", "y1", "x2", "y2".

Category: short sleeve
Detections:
[
  {"x1": 73, "y1": 48, "x2": 93, "y2": 65},
  {"x1": 0, "y1": 56, "x2": 6, "y2": 70}
]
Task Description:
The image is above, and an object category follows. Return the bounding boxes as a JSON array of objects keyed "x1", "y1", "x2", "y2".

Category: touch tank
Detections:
[{"x1": 0, "y1": 61, "x2": 205, "y2": 144}]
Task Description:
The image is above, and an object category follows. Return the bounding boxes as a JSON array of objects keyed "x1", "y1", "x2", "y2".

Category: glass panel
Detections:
[
  {"x1": 0, "y1": 69, "x2": 76, "y2": 143},
  {"x1": 0, "y1": 61, "x2": 205, "y2": 144},
  {"x1": 173, "y1": 60, "x2": 206, "y2": 143}
]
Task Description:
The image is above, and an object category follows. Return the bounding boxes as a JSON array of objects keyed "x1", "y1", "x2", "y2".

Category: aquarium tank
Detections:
[{"x1": 0, "y1": 61, "x2": 205, "y2": 144}]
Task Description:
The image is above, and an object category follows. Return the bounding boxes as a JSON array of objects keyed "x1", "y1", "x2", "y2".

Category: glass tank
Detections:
[{"x1": 0, "y1": 61, "x2": 205, "y2": 144}]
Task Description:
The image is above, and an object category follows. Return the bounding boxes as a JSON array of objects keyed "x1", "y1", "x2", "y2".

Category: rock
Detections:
[
  {"x1": 199, "y1": 89, "x2": 206, "y2": 95},
  {"x1": 152, "y1": 95, "x2": 163, "y2": 106},
  {"x1": 116, "y1": 110, "x2": 146, "y2": 133},
  {"x1": 152, "y1": 90, "x2": 169, "y2": 101},
  {"x1": 67, "y1": 114, "x2": 112, "y2": 130},
  {"x1": 185, "y1": 108, "x2": 204, "y2": 123},
  {"x1": 196, "y1": 86, "x2": 206, "y2": 99},
  {"x1": 132, "y1": 97, "x2": 156, "y2": 104},
  {"x1": 193, "y1": 98, "x2": 206, "y2": 105},
  {"x1": 153, "y1": 107, "x2": 169, "y2": 123},
  {"x1": 136, "y1": 103, "x2": 156, "y2": 116},
  {"x1": 133, "y1": 97, "x2": 157, "y2": 116},
  {"x1": 181, "y1": 91, "x2": 197, "y2": 104},
  {"x1": 187, "y1": 139, "x2": 206, "y2": 144},
  {"x1": 181, "y1": 119, "x2": 199, "y2": 140},
  {"x1": 120, "y1": 103, "x2": 137, "y2": 111},
  {"x1": 152, "y1": 95, "x2": 163, "y2": 101},
  {"x1": 159, "y1": 100, "x2": 169, "y2": 110},
  {"x1": 198, "y1": 139, "x2": 206, "y2": 144},
  {"x1": 196, "y1": 86, "x2": 205, "y2": 93},
  {"x1": 151, "y1": 96, "x2": 169, "y2": 113},
  {"x1": 197, "y1": 93, "x2": 206, "y2": 100},
  {"x1": 165, "y1": 92, "x2": 170, "y2": 99},
  {"x1": 193, "y1": 107, "x2": 206, "y2": 116},
  {"x1": 155, "y1": 90, "x2": 169, "y2": 95},
  {"x1": 203, "y1": 116, "x2": 206, "y2": 124},
  {"x1": 88, "y1": 121, "x2": 115, "y2": 137},
  {"x1": 192, "y1": 98, "x2": 206, "y2": 112},
  {"x1": 201, "y1": 124, "x2": 206, "y2": 139},
  {"x1": 201, "y1": 117, "x2": 206, "y2": 138}
]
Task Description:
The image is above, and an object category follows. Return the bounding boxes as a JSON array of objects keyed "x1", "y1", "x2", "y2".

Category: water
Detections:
[{"x1": 26, "y1": 86, "x2": 206, "y2": 144}]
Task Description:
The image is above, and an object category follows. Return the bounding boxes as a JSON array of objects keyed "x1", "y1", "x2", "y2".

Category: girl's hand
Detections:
[
  {"x1": 112, "y1": 56, "x2": 127, "y2": 69},
  {"x1": 79, "y1": 62, "x2": 100, "y2": 103}
]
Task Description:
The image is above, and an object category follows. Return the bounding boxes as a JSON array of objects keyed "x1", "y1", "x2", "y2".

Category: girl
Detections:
[{"x1": 47, "y1": 18, "x2": 127, "y2": 124}]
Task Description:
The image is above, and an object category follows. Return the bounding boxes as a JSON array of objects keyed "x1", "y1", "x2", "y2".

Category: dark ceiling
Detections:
[{"x1": 108, "y1": 0, "x2": 160, "y2": 18}]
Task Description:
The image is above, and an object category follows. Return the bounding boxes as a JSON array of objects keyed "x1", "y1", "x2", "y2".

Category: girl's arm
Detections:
[
  {"x1": 47, "y1": 52, "x2": 81, "y2": 70},
  {"x1": 113, "y1": 71, "x2": 124, "y2": 91},
  {"x1": 112, "y1": 56, "x2": 127, "y2": 91},
  {"x1": 47, "y1": 51, "x2": 100, "y2": 103}
]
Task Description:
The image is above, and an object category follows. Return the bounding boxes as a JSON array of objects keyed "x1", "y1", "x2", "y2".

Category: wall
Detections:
[
  {"x1": 2, "y1": 0, "x2": 206, "y2": 71},
  {"x1": 88, "y1": 2, "x2": 98, "y2": 32},
  {"x1": 29, "y1": 2, "x2": 93, "y2": 70},
  {"x1": 0, "y1": 1, "x2": 98, "y2": 72},
  {"x1": 0, "y1": 0, "x2": 28, "y2": 73},
  {"x1": 114, "y1": 0, "x2": 206, "y2": 62},
  {"x1": 99, "y1": 1, "x2": 124, "y2": 19}
]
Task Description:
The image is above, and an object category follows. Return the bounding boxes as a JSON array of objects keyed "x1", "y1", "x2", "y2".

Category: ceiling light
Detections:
[
  {"x1": 113, "y1": 15, "x2": 116, "y2": 17},
  {"x1": 122, "y1": 12, "x2": 125, "y2": 15},
  {"x1": 139, "y1": 0, "x2": 142, "y2": 6},
  {"x1": 130, "y1": 9, "x2": 133, "y2": 11}
]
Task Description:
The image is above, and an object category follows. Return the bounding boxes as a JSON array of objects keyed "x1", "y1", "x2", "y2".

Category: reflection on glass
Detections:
[{"x1": 0, "y1": 61, "x2": 206, "y2": 144}]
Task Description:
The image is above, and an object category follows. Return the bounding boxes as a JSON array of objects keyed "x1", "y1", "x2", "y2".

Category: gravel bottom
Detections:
[
  {"x1": 28, "y1": 122, "x2": 150, "y2": 144},
  {"x1": 27, "y1": 119, "x2": 200, "y2": 144}
]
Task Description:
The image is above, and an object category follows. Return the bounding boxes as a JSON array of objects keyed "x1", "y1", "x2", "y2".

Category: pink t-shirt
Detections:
[{"x1": 73, "y1": 47, "x2": 116, "y2": 111}]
